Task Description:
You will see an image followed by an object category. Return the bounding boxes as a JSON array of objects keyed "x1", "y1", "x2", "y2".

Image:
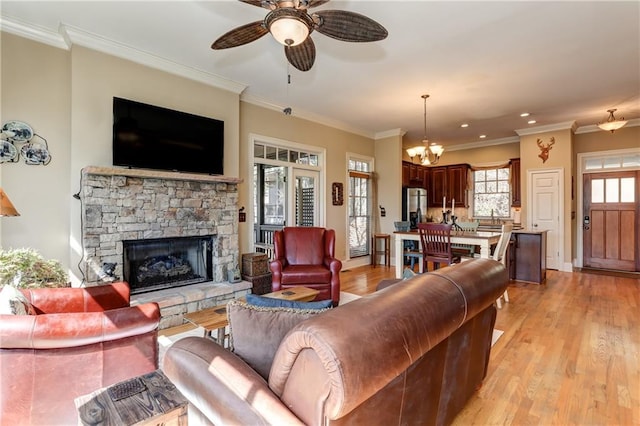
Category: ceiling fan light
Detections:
[
  {"x1": 269, "y1": 17, "x2": 309, "y2": 46},
  {"x1": 597, "y1": 109, "x2": 628, "y2": 133}
]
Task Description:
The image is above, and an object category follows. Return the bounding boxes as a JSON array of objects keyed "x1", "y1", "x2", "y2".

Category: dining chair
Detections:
[
  {"x1": 492, "y1": 223, "x2": 514, "y2": 308},
  {"x1": 451, "y1": 220, "x2": 480, "y2": 259},
  {"x1": 417, "y1": 223, "x2": 461, "y2": 271}
]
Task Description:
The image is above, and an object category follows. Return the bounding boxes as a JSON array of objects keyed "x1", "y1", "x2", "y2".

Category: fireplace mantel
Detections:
[{"x1": 83, "y1": 166, "x2": 243, "y2": 184}]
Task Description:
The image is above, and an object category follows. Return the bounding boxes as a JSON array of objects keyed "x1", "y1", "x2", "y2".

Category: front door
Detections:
[
  {"x1": 529, "y1": 169, "x2": 562, "y2": 270},
  {"x1": 583, "y1": 171, "x2": 638, "y2": 271}
]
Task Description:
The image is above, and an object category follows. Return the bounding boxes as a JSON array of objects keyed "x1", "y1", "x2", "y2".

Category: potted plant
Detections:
[{"x1": 0, "y1": 248, "x2": 69, "y2": 288}]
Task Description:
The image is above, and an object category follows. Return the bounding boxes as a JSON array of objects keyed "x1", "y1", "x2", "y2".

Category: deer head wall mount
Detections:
[{"x1": 536, "y1": 137, "x2": 555, "y2": 163}]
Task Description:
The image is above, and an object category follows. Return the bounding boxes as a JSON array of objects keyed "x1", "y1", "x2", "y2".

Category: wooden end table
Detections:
[
  {"x1": 183, "y1": 286, "x2": 320, "y2": 345},
  {"x1": 75, "y1": 370, "x2": 188, "y2": 426}
]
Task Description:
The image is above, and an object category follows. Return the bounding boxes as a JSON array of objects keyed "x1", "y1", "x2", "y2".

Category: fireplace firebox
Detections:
[{"x1": 123, "y1": 235, "x2": 214, "y2": 294}]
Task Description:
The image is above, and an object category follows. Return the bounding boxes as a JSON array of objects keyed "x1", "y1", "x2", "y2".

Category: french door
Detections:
[
  {"x1": 293, "y1": 169, "x2": 319, "y2": 226},
  {"x1": 252, "y1": 138, "x2": 324, "y2": 258},
  {"x1": 583, "y1": 171, "x2": 638, "y2": 271}
]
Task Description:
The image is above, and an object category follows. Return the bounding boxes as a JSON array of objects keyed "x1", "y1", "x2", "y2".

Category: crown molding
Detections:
[
  {"x1": 375, "y1": 129, "x2": 406, "y2": 139},
  {"x1": 60, "y1": 24, "x2": 247, "y2": 94},
  {"x1": 0, "y1": 15, "x2": 69, "y2": 50},
  {"x1": 445, "y1": 136, "x2": 520, "y2": 152},
  {"x1": 240, "y1": 93, "x2": 375, "y2": 139},
  {"x1": 515, "y1": 120, "x2": 577, "y2": 136},
  {"x1": 0, "y1": 16, "x2": 247, "y2": 95},
  {"x1": 574, "y1": 118, "x2": 640, "y2": 134}
]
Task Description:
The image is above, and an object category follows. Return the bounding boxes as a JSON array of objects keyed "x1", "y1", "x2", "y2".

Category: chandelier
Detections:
[
  {"x1": 597, "y1": 109, "x2": 628, "y2": 133},
  {"x1": 406, "y1": 94, "x2": 444, "y2": 166}
]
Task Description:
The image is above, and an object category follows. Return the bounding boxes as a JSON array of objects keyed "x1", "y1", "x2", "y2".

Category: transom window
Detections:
[
  {"x1": 473, "y1": 167, "x2": 510, "y2": 218},
  {"x1": 591, "y1": 177, "x2": 635, "y2": 203}
]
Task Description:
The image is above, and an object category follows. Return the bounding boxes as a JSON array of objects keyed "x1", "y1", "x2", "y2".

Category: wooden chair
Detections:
[
  {"x1": 451, "y1": 220, "x2": 480, "y2": 259},
  {"x1": 492, "y1": 223, "x2": 513, "y2": 308},
  {"x1": 417, "y1": 223, "x2": 461, "y2": 271}
]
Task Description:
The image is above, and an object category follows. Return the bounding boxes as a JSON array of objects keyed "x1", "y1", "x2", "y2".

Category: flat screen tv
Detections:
[{"x1": 113, "y1": 97, "x2": 224, "y2": 175}]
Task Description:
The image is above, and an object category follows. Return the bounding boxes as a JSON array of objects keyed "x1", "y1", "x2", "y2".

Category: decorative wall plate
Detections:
[
  {"x1": 21, "y1": 141, "x2": 51, "y2": 165},
  {"x1": 0, "y1": 140, "x2": 18, "y2": 163},
  {"x1": 1, "y1": 121, "x2": 33, "y2": 142}
]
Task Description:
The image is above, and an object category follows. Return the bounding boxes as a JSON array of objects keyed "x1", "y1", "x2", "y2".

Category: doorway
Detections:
[
  {"x1": 582, "y1": 171, "x2": 638, "y2": 271},
  {"x1": 251, "y1": 137, "x2": 325, "y2": 258},
  {"x1": 528, "y1": 168, "x2": 563, "y2": 270}
]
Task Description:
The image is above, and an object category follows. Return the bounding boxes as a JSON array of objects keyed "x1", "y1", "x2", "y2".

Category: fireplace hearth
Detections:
[{"x1": 123, "y1": 235, "x2": 213, "y2": 294}]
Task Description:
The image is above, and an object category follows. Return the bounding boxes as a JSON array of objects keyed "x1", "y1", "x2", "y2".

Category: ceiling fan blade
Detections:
[
  {"x1": 239, "y1": 0, "x2": 272, "y2": 9},
  {"x1": 211, "y1": 21, "x2": 269, "y2": 50},
  {"x1": 304, "y1": 0, "x2": 330, "y2": 8},
  {"x1": 314, "y1": 10, "x2": 388, "y2": 42},
  {"x1": 285, "y1": 37, "x2": 316, "y2": 71}
]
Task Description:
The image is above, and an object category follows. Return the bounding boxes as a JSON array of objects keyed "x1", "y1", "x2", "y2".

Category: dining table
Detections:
[{"x1": 393, "y1": 229, "x2": 502, "y2": 278}]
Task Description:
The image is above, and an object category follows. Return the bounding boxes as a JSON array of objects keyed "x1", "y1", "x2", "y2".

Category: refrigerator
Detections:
[{"x1": 402, "y1": 188, "x2": 428, "y2": 229}]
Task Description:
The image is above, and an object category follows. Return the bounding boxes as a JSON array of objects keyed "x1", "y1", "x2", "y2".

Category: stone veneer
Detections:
[{"x1": 80, "y1": 166, "x2": 249, "y2": 329}]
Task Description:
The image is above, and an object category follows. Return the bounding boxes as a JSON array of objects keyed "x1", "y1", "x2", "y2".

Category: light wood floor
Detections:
[{"x1": 340, "y1": 264, "x2": 640, "y2": 425}]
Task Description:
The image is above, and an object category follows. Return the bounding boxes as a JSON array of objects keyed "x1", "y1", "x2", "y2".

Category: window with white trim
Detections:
[
  {"x1": 473, "y1": 167, "x2": 510, "y2": 218},
  {"x1": 348, "y1": 158, "x2": 372, "y2": 258}
]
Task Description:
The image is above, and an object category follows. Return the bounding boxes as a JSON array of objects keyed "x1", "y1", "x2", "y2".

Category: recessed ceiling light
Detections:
[
  {"x1": 520, "y1": 112, "x2": 530, "y2": 117},
  {"x1": 479, "y1": 135, "x2": 487, "y2": 139},
  {"x1": 461, "y1": 123, "x2": 469, "y2": 128},
  {"x1": 528, "y1": 120, "x2": 537, "y2": 124}
]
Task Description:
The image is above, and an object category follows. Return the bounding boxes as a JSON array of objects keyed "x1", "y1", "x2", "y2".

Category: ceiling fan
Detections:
[{"x1": 211, "y1": 0, "x2": 388, "y2": 71}]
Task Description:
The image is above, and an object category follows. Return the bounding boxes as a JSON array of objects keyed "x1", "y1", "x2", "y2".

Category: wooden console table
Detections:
[
  {"x1": 183, "y1": 286, "x2": 320, "y2": 345},
  {"x1": 75, "y1": 370, "x2": 187, "y2": 426}
]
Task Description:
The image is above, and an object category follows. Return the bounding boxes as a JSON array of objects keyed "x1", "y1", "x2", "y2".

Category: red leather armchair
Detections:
[
  {"x1": 0, "y1": 282, "x2": 160, "y2": 426},
  {"x1": 270, "y1": 227, "x2": 342, "y2": 306}
]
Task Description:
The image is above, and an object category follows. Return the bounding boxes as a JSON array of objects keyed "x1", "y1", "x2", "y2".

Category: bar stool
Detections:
[{"x1": 371, "y1": 233, "x2": 391, "y2": 267}]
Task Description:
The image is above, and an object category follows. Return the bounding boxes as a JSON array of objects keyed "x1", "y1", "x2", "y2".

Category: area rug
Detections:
[{"x1": 492, "y1": 329, "x2": 504, "y2": 347}]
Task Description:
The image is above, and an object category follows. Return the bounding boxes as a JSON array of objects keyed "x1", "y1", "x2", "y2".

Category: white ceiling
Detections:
[{"x1": 2, "y1": 1, "x2": 639, "y2": 149}]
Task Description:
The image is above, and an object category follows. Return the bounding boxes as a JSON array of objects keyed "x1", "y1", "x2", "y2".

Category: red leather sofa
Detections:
[
  {"x1": 270, "y1": 227, "x2": 342, "y2": 306},
  {"x1": 0, "y1": 282, "x2": 160, "y2": 425}
]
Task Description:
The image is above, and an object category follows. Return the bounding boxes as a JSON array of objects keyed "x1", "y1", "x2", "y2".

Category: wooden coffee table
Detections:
[
  {"x1": 75, "y1": 370, "x2": 187, "y2": 426},
  {"x1": 183, "y1": 286, "x2": 320, "y2": 345}
]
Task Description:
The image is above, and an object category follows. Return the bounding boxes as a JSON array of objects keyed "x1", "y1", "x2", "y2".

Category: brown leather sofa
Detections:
[
  {"x1": 270, "y1": 227, "x2": 342, "y2": 306},
  {"x1": 0, "y1": 282, "x2": 161, "y2": 425},
  {"x1": 164, "y1": 258, "x2": 508, "y2": 425}
]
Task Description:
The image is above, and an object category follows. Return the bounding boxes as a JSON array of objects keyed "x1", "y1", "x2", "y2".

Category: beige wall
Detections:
[
  {"x1": 1, "y1": 33, "x2": 72, "y2": 267},
  {"x1": 1, "y1": 33, "x2": 241, "y2": 284},
  {"x1": 574, "y1": 125, "x2": 639, "y2": 154},
  {"x1": 239, "y1": 102, "x2": 376, "y2": 261},
  {"x1": 520, "y1": 128, "x2": 573, "y2": 269}
]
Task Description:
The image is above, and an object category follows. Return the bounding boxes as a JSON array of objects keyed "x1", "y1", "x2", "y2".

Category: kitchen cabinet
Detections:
[
  {"x1": 402, "y1": 161, "x2": 429, "y2": 189},
  {"x1": 428, "y1": 164, "x2": 469, "y2": 207},
  {"x1": 510, "y1": 158, "x2": 521, "y2": 207},
  {"x1": 447, "y1": 164, "x2": 469, "y2": 206},
  {"x1": 402, "y1": 162, "x2": 410, "y2": 187},
  {"x1": 511, "y1": 230, "x2": 547, "y2": 284}
]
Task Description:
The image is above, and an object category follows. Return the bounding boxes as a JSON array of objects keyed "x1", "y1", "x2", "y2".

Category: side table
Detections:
[{"x1": 75, "y1": 370, "x2": 188, "y2": 426}]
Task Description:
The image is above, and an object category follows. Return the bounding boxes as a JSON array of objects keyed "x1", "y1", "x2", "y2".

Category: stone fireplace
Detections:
[{"x1": 80, "y1": 166, "x2": 250, "y2": 328}]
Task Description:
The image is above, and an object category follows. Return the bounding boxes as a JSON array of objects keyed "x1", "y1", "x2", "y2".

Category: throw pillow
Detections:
[
  {"x1": 0, "y1": 285, "x2": 35, "y2": 315},
  {"x1": 245, "y1": 293, "x2": 333, "y2": 310},
  {"x1": 227, "y1": 299, "x2": 331, "y2": 380},
  {"x1": 402, "y1": 268, "x2": 417, "y2": 280}
]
